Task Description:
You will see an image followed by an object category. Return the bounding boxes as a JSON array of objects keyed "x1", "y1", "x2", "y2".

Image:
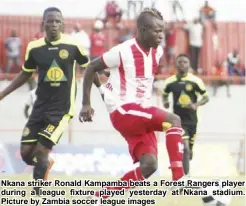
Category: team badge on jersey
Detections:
[
  {"x1": 59, "y1": 49, "x2": 69, "y2": 59},
  {"x1": 44, "y1": 60, "x2": 67, "y2": 87},
  {"x1": 185, "y1": 83, "x2": 193, "y2": 91},
  {"x1": 178, "y1": 91, "x2": 191, "y2": 106},
  {"x1": 22, "y1": 127, "x2": 30, "y2": 137}
]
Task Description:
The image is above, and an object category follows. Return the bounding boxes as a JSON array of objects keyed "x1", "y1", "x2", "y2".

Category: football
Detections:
[{"x1": 201, "y1": 183, "x2": 232, "y2": 206}]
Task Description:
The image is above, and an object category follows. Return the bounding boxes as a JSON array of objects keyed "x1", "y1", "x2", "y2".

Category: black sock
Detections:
[{"x1": 33, "y1": 155, "x2": 49, "y2": 196}]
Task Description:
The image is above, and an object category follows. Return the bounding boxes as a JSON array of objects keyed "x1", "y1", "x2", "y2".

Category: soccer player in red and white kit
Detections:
[{"x1": 80, "y1": 8, "x2": 185, "y2": 199}]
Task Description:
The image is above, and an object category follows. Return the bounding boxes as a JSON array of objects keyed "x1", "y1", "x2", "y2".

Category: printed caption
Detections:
[{"x1": 0, "y1": 179, "x2": 245, "y2": 205}]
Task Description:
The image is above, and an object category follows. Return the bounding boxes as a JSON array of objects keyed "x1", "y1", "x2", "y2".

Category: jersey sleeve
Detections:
[
  {"x1": 76, "y1": 44, "x2": 90, "y2": 67},
  {"x1": 22, "y1": 42, "x2": 37, "y2": 73},
  {"x1": 101, "y1": 46, "x2": 120, "y2": 69},
  {"x1": 195, "y1": 78, "x2": 208, "y2": 96}
]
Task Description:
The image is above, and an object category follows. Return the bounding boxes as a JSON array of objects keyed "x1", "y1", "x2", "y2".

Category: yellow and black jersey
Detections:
[
  {"x1": 22, "y1": 33, "x2": 89, "y2": 117},
  {"x1": 163, "y1": 73, "x2": 208, "y2": 124}
]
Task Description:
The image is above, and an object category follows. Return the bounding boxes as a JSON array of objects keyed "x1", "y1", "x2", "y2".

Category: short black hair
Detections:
[
  {"x1": 43, "y1": 7, "x2": 62, "y2": 20},
  {"x1": 176, "y1": 54, "x2": 190, "y2": 60},
  {"x1": 137, "y1": 8, "x2": 163, "y2": 28}
]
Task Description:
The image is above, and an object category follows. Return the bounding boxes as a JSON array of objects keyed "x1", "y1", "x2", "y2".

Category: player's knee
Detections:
[
  {"x1": 20, "y1": 144, "x2": 34, "y2": 165},
  {"x1": 34, "y1": 144, "x2": 49, "y2": 167},
  {"x1": 139, "y1": 155, "x2": 158, "y2": 178},
  {"x1": 166, "y1": 113, "x2": 181, "y2": 127},
  {"x1": 20, "y1": 151, "x2": 33, "y2": 165}
]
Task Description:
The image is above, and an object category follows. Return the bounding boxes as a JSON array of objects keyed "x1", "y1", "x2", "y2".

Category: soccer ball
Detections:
[{"x1": 201, "y1": 183, "x2": 232, "y2": 206}]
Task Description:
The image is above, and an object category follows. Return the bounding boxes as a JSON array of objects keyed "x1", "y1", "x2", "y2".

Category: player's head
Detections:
[
  {"x1": 136, "y1": 8, "x2": 164, "y2": 49},
  {"x1": 10, "y1": 30, "x2": 17, "y2": 37},
  {"x1": 175, "y1": 54, "x2": 190, "y2": 75},
  {"x1": 42, "y1": 7, "x2": 64, "y2": 41}
]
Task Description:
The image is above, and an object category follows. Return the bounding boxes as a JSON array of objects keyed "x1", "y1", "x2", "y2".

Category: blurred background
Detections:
[{"x1": 0, "y1": 0, "x2": 245, "y2": 204}]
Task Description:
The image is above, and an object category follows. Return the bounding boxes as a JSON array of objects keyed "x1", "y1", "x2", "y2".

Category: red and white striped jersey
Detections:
[{"x1": 101, "y1": 38, "x2": 163, "y2": 113}]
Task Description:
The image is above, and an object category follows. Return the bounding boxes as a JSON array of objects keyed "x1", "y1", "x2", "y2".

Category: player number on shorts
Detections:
[{"x1": 46, "y1": 124, "x2": 55, "y2": 133}]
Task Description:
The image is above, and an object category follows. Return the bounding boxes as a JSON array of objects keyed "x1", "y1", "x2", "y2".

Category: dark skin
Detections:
[
  {"x1": 22, "y1": 11, "x2": 65, "y2": 170},
  {"x1": 163, "y1": 56, "x2": 209, "y2": 110},
  {"x1": 163, "y1": 56, "x2": 209, "y2": 174},
  {"x1": 80, "y1": 14, "x2": 182, "y2": 179},
  {"x1": 0, "y1": 12, "x2": 65, "y2": 186},
  {"x1": 0, "y1": 11, "x2": 64, "y2": 101},
  {"x1": 0, "y1": 11, "x2": 102, "y2": 183}
]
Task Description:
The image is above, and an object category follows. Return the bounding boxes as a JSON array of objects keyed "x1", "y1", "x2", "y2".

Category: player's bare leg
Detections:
[
  {"x1": 162, "y1": 112, "x2": 185, "y2": 181},
  {"x1": 182, "y1": 139, "x2": 190, "y2": 175},
  {"x1": 20, "y1": 144, "x2": 37, "y2": 166},
  {"x1": 32, "y1": 142, "x2": 54, "y2": 195},
  {"x1": 87, "y1": 152, "x2": 157, "y2": 205},
  {"x1": 189, "y1": 136, "x2": 195, "y2": 160},
  {"x1": 139, "y1": 153, "x2": 157, "y2": 178}
]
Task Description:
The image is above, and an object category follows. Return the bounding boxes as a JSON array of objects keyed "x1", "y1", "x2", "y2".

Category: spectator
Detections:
[
  {"x1": 5, "y1": 30, "x2": 21, "y2": 75},
  {"x1": 105, "y1": 0, "x2": 123, "y2": 28},
  {"x1": 184, "y1": 19, "x2": 204, "y2": 74},
  {"x1": 200, "y1": 0, "x2": 216, "y2": 22},
  {"x1": 119, "y1": 28, "x2": 133, "y2": 43},
  {"x1": 227, "y1": 50, "x2": 242, "y2": 76},
  {"x1": 165, "y1": 22, "x2": 176, "y2": 67},
  {"x1": 171, "y1": 0, "x2": 185, "y2": 22},
  {"x1": 211, "y1": 60, "x2": 231, "y2": 97},
  {"x1": 71, "y1": 23, "x2": 91, "y2": 56},
  {"x1": 90, "y1": 20, "x2": 107, "y2": 60},
  {"x1": 127, "y1": 0, "x2": 144, "y2": 19}
]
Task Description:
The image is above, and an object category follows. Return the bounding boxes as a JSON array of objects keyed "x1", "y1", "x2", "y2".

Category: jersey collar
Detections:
[
  {"x1": 176, "y1": 72, "x2": 191, "y2": 80},
  {"x1": 45, "y1": 33, "x2": 63, "y2": 46},
  {"x1": 134, "y1": 38, "x2": 151, "y2": 56}
]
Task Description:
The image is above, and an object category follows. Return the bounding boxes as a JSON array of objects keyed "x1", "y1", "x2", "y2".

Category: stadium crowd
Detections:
[{"x1": 0, "y1": 0, "x2": 245, "y2": 83}]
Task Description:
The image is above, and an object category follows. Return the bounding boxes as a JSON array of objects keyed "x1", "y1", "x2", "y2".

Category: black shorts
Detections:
[
  {"x1": 182, "y1": 124, "x2": 197, "y2": 142},
  {"x1": 21, "y1": 112, "x2": 71, "y2": 149}
]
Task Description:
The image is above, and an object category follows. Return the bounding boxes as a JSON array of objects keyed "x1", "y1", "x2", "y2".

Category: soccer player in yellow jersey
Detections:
[
  {"x1": 162, "y1": 54, "x2": 209, "y2": 175},
  {"x1": 0, "y1": 7, "x2": 101, "y2": 195}
]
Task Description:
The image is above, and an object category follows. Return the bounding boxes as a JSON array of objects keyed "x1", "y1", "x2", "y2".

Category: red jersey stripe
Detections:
[
  {"x1": 119, "y1": 53, "x2": 126, "y2": 100},
  {"x1": 131, "y1": 44, "x2": 145, "y2": 77}
]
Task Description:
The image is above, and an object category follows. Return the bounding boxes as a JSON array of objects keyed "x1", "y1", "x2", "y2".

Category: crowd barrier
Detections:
[{"x1": 0, "y1": 15, "x2": 245, "y2": 74}]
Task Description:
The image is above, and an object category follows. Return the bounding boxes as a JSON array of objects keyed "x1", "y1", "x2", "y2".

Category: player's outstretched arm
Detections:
[
  {"x1": 83, "y1": 57, "x2": 106, "y2": 105},
  {"x1": 0, "y1": 71, "x2": 32, "y2": 101},
  {"x1": 79, "y1": 57, "x2": 106, "y2": 122},
  {"x1": 196, "y1": 94, "x2": 209, "y2": 106},
  {"x1": 93, "y1": 72, "x2": 105, "y2": 101}
]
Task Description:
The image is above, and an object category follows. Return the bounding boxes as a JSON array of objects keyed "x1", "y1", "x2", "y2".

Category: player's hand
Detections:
[
  {"x1": 79, "y1": 105, "x2": 94, "y2": 122},
  {"x1": 186, "y1": 103, "x2": 198, "y2": 111},
  {"x1": 163, "y1": 102, "x2": 170, "y2": 108}
]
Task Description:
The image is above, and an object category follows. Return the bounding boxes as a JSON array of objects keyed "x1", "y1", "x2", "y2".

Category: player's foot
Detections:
[{"x1": 85, "y1": 195, "x2": 101, "y2": 206}]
